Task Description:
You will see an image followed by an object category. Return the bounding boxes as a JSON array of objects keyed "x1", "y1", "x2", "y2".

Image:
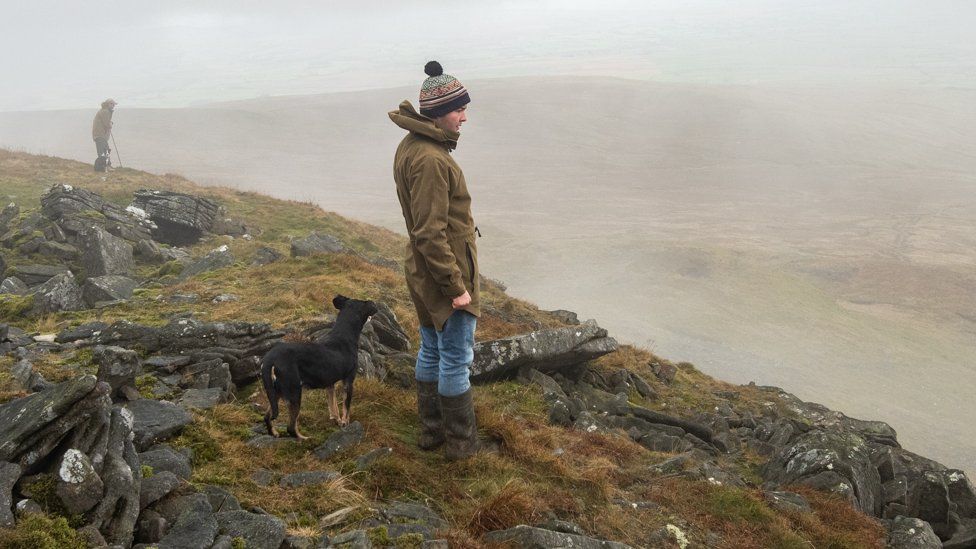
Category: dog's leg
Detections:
[
  {"x1": 327, "y1": 385, "x2": 338, "y2": 422},
  {"x1": 341, "y1": 378, "x2": 354, "y2": 426},
  {"x1": 286, "y1": 397, "x2": 307, "y2": 441},
  {"x1": 262, "y1": 363, "x2": 281, "y2": 437}
]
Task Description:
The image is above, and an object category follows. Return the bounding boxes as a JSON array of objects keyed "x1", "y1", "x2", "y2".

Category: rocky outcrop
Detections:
[
  {"x1": 179, "y1": 245, "x2": 235, "y2": 279},
  {"x1": 471, "y1": 320, "x2": 618, "y2": 382},
  {"x1": 7, "y1": 263, "x2": 70, "y2": 286},
  {"x1": 485, "y1": 525, "x2": 634, "y2": 548},
  {"x1": 124, "y1": 399, "x2": 193, "y2": 451},
  {"x1": 131, "y1": 189, "x2": 219, "y2": 246},
  {"x1": 82, "y1": 275, "x2": 139, "y2": 306},
  {"x1": 0, "y1": 376, "x2": 144, "y2": 545}
]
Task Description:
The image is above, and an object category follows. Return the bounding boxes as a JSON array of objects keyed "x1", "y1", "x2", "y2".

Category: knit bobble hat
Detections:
[{"x1": 419, "y1": 61, "x2": 470, "y2": 119}]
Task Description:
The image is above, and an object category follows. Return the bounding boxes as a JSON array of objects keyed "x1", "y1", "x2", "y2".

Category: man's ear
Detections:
[{"x1": 332, "y1": 295, "x2": 349, "y2": 310}]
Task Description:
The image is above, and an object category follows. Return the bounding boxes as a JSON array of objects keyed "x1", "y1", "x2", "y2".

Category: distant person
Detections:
[
  {"x1": 92, "y1": 98, "x2": 116, "y2": 170},
  {"x1": 390, "y1": 61, "x2": 482, "y2": 460}
]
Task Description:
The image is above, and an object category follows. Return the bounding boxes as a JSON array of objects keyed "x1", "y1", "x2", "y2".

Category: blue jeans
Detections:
[{"x1": 415, "y1": 310, "x2": 477, "y2": 397}]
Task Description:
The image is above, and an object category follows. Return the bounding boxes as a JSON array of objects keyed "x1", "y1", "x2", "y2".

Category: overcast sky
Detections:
[{"x1": 1, "y1": 0, "x2": 974, "y2": 111}]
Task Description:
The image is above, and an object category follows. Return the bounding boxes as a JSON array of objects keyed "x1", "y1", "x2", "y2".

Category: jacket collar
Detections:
[{"x1": 389, "y1": 100, "x2": 459, "y2": 150}]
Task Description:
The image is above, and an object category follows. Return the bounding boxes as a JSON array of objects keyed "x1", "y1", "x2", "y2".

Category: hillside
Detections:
[
  {"x1": 3, "y1": 78, "x2": 975, "y2": 474},
  {"x1": 0, "y1": 150, "x2": 971, "y2": 548}
]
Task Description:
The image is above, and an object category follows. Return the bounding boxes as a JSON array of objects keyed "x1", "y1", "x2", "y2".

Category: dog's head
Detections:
[{"x1": 332, "y1": 294, "x2": 379, "y2": 324}]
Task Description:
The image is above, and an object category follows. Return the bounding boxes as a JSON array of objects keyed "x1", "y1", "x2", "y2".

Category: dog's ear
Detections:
[{"x1": 332, "y1": 295, "x2": 349, "y2": 310}]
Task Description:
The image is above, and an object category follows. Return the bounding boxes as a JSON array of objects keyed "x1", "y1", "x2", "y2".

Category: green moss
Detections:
[
  {"x1": 155, "y1": 260, "x2": 184, "y2": 277},
  {"x1": 366, "y1": 526, "x2": 391, "y2": 546},
  {"x1": 232, "y1": 536, "x2": 247, "y2": 549},
  {"x1": 394, "y1": 533, "x2": 425, "y2": 549},
  {"x1": 15, "y1": 475, "x2": 84, "y2": 528},
  {"x1": 171, "y1": 423, "x2": 222, "y2": 466},
  {"x1": 0, "y1": 294, "x2": 34, "y2": 321},
  {"x1": 136, "y1": 374, "x2": 157, "y2": 399},
  {"x1": 142, "y1": 465, "x2": 155, "y2": 479},
  {"x1": 0, "y1": 513, "x2": 87, "y2": 549}
]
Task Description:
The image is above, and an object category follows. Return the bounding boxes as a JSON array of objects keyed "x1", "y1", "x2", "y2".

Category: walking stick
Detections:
[{"x1": 110, "y1": 131, "x2": 123, "y2": 168}]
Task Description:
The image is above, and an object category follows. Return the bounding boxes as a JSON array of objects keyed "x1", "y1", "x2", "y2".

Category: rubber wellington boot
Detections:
[
  {"x1": 416, "y1": 381, "x2": 445, "y2": 450},
  {"x1": 440, "y1": 389, "x2": 480, "y2": 461}
]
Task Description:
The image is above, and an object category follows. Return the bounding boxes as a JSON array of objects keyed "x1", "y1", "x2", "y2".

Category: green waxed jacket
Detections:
[{"x1": 390, "y1": 100, "x2": 480, "y2": 331}]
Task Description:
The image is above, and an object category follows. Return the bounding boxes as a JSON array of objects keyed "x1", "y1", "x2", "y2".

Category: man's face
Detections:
[{"x1": 434, "y1": 105, "x2": 467, "y2": 133}]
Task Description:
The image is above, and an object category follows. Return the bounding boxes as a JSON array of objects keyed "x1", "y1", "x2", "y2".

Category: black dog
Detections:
[{"x1": 261, "y1": 295, "x2": 378, "y2": 439}]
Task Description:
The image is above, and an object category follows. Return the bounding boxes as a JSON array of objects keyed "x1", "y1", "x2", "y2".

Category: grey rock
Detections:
[
  {"x1": 143, "y1": 355, "x2": 193, "y2": 374},
  {"x1": 484, "y1": 525, "x2": 634, "y2": 548},
  {"x1": 140, "y1": 444, "x2": 193, "y2": 480},
  {"x1": 887, "y1": 516, "x2": 942, "y2": 548},
  {"x1": 369, "y1": 303, "x2": 410, "y2": 352},
  {"x1": 30, "y1": 271, "x2": 85, "y2": 314},
  {"x1": 471, "y1": 320, "x2": 618, "y2": 382},
  {"x1": 230, "y1": 355, "x2": 262, "y2": 385},
  {"x1": 82, "y1": 225, "x2": 135, "y2": 277},
  {"x1": 650, "y1": 452, "x2": 697, "y2": 475},
  {"x1": 125, "y1": 399, "x2": 193, "y2": 451},
  {"x1": 536, "y1": 519, "x2": 586, "y2": 536},
  {"x1": 131, "y1": 190, "x2": 220, "y2": 246},
  {"x1": 651, "y1": 362, "x2": 677, "y2": 384},
  {"x1": 6, "y1": 263, "x2": 70, "y2": 286},
  {"x1": 0, "y1": 202, "x2": 18, "y2": 230},
  {"x1": 328, "y1": 529, "x2": 371, "y2": 548},
  {"x1": 0, "y1": 461, "x2": 20, "y2": 527},
  {"x1": 246, "y1": 434, "x2": 295, "y2": 449},
  {"x1": 134, "y1": 239, "x2": 166, "y2": 263},
  {"x1": 762, "y1": 429, "x2": 882, "y2": 516},
  {"x1": 180, "y1": 246, "x2": 235, "y2": 279},
  {"x1": 15, "y1": 498, "x2": 43, "y2": 516},
  {"x1": 382, "y1": 501, "x2": 447, "y2": 528},
  {"x1": 944, "y1": 524, "x2": 976, "y2": 549},
  {"x1": 283, "y1": 534, "x2": 318, "y2": 549},
  {"x1": 0, "y1": 276, "x2": 29, "y2": 295},
  {"x1": 212, "y1": 293, "x2": 239, "y2": 303},
  {"x1": 83, "y1": 275, "x2": 139, "y2": 306},
  {"x1": 55, "y1": 448, "x2": 104, "y2": 514},
  {"x1": 279, "y1": 470, "x2": 340, "y2": 488},
  {"x1": 140, "y1": 471, "x2": 183, "y2": 510},
  {"x1": 314, "y1": 421, "x2": 365, "y2": 460},
  {"x1": 56, "y1": 321, "x2": 110, "y2": 343},
  {"x1": 94, "y1": 345, "x2": 142, "y2": 397},
  {"x1": 136, "y1": 509, "x2": 168, "y2": 544},
  {"x1": 76, "y1": 524, "x2": 108, "y2": 547},
  {"x1": 216, "y1": 510, "x2": 287, "y2": 549},
  {"x1": 763, "y1": 491, "x2": 812, "y2": 513},
  {"x1": 202, "y1": 485, "x2": 241, "y2": 513},
  {"x1": 178, "y1": 388, "x2": 225, "y2": 410},
  {"x1": 291, "y1": 232, "x2": 345, "y2": 257},
  {"x1": 156, "y1": 493, "x2": 218, "y2": 549},
  {"x1": 211, "y1": 534, "x2": 235, "y2": 549},
  {"x1": 547, "y1": 309, "x2": 580, "y2": 325},
  {"x1": 38, "y1": 240, "x2": 79, "y2": 261},
  {"x1": 355, "y1": 447, "x2": 393, "y2": 470},
  {"x1": 320, "y1": 506, "x2": 360, "y2": 529},
  {"x1": 10, "y1": 359, "x2": 50, "y2": 392},
  {"x1": 252, "y1": 246, "x2": 283, "y2": 266},
  {"x1": 945, "y1": 470, "x2": 976, "y2": 519},
  {"x1": 0, "y1": 375, "x2": 99, "y2": 462}
]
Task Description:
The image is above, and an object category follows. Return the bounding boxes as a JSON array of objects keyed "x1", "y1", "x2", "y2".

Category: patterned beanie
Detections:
[{"x1": 419, "y1": 61, "x2": 470, "y2": 119}]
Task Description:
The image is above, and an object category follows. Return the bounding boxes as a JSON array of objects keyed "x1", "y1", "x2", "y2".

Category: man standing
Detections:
[
  {"x1": 92, "y1": 98, "x2": 116, "y2": 168},
  {"x1": 390, "y1": 61, "x2": 481, "y2": 461}
]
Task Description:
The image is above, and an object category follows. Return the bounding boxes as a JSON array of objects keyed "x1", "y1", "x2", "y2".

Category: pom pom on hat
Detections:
[{"x1": 424, "y1": 61, "x2": 443, "y2": 77}]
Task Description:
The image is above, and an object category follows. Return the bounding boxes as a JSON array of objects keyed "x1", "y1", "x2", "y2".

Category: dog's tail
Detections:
[{"x1": 261, "y1": 351, "x2": 280, "y2": 421}]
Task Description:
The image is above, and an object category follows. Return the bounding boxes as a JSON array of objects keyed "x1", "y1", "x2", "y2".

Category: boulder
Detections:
[
  {"x1": 201, "y1": 485, "x2": 241, "y2": 513},
  {"x1": 8, "y1": 263, "x2": 70, "y2": 286},
  {"x1": 355, "y1": 447, "x2": 393, "y2": 470},
  {"x1": 470, "y1": 320, "x2": 618, "y2": 382},
  {"x1": 55, "y1": 448, "x2": 104, "y2": 514},
  {"x1": 140, "y1": 471, "x2": 183, "y2": 510},
  {"x1": 252, "y1": 246, "x2": 283, "y2": 266},
  {"x1": 763, "y1": 491, "x2": 812, "y2": 513},
  {"x1": 369, "y1": 303, "x2": 411, "y2": 352},
  {"x1": 131, "y1": 189, "x2": 220, "y2": 245},
  {"x1": 887, "y1": 516, "x2": 943, "y2": 548},
  {"x1": 30, "y1": 271, "x2": 86, "y2": 314},
  {"x1": 484, "y1": 525, "x2": 634, "y2": 548},
  {"x1": 10, "y1": 359, "x2": 50, "y2": 392},
  {"x1": 94, "y1": 345, "x2": 142, "y2": 398},
  {"x1": 216, "y1": 510, "x2": 287, "y2": 549},
  {"x1": 0, "y1": 375, "x2": 100, "y2": 462},
  {"x1": 155, "y1": 493, "x2": 218, "y2": 549},
  {"x1": 37, "y1": 240, "x2": 79, "y2": 261},
  {"x1": 140, "y1": 444, "x2": 193, "y2": 480},
  {"x1": 82, "y1": 225, "x2": 135, "y2": 277},
  {"x1": 82, "y1": 275, "x2": 139, "y2": 306},
  {"x1": 0, "y1": 202, "x2": 18, "y2": 231},
  {"x1": 290, "y1": 231, "x2": 345, "y2": 257},
  {"x1": 55, "y1": 321, "x2": 110, "y2": 343},
  {"x1": 40, "y1": 184, "x2": 108, "y2": 219},
  {"x1": 178, "y1": 388, "x2": 225, "y2": 410},
  {"x1": 0, "y1": 276, "x2": 29, "y2": 295},
  {"x1": 125, "y1": 399, "x2": 193, "y2": 451},
  {"x1": 180, "y1": 245, "x2": 235, "y2": 279}
]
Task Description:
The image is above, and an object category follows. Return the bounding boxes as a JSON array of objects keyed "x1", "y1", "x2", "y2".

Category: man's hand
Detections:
[{"x1": 452, "y1": 291, "x2": 472, "y2": 309}]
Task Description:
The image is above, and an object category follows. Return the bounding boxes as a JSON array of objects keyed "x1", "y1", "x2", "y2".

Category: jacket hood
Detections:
[{"x1": 389, "y1": 100, "x2": 459, "y2": 150}]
